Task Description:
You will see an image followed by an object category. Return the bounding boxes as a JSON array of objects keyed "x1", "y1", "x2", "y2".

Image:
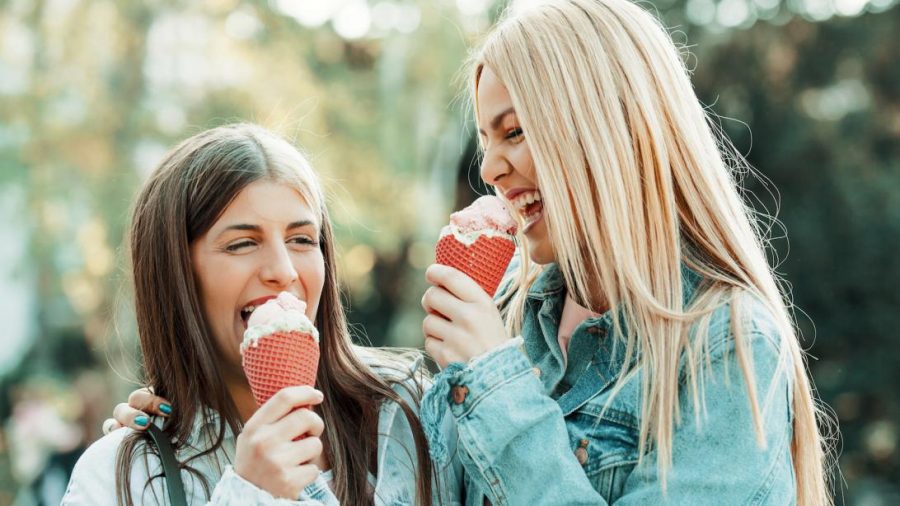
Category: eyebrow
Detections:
[
  {"x1": 478, "y1": 107, "x2": 516, "y2": 137},
  {"x1": 218, "y1": 220, "x2": 317, "y2": 235}
]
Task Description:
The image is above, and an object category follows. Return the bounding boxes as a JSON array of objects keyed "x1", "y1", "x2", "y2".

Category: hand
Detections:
[
  {"x1": 103, "y1": 387, "x2": 173, "y2": 434},
  {"x1": 234, "y1": 386, "x2": 325, "y2": 499},
  {"x1": 421, "y1": 263, "x2": 510, "y2": 368}
]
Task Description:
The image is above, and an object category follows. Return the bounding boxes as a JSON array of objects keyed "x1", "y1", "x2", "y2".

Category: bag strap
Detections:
[{"x1": 146, "y1": 424, "x2": 188, "y2": 506}]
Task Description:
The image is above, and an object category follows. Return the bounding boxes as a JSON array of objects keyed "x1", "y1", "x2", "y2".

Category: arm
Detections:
[
  {"x1": 422, "y1": 344, "x2": 609, "y2": 506},
  {"x1": 62, "y1": 432, "x2": 330, "y2": 506},
  {"x1": 421, "y1": 264, "x2": 608, "y2": 505},
  {"x1": 70, "y1": 387, "x2": 329, "y2": 505}
]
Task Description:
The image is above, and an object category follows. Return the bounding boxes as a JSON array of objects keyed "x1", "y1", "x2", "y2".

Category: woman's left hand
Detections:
[{"x1": 421, "y1": 263, "x2": 510, "y2": 368}]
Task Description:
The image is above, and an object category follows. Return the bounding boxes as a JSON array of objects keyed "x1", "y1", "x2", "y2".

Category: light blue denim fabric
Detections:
[
  {"x1": 421, "y1": 261, "x2": 796, "y2": 505},
  {"x1": 301, "y1": 350, "x2": 466, "y2": 505}
]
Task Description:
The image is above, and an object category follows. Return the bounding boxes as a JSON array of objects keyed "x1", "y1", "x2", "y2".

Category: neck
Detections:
[
  {"x1": 225, "y1": 373, "x2": 257, "y2": 423},
  {"x1": 567, "y1": 288, "x2": 610, "y2": 315}
]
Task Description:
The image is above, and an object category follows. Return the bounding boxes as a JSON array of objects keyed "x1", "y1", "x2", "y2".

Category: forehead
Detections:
[
  {"x1": 218, "y1": 180, "x2": 318, "y2": 225},
  {"x1": 477, "y1": 67, "x2": 515, "y2": 123}
]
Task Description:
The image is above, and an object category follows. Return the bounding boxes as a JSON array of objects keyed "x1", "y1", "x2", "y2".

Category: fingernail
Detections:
[
  {"x1": 159, "y1": 403, "x2": 172, "y2": 415},
  {"x1": 134, "y1": 415, "x2": 149, "y2": 427}
]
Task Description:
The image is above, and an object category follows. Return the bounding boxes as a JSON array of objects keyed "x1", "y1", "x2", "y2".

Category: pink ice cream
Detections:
[
  {"x1": 247, "y1": 292, "x2": 307, "y2": 328},
  {"x1": 242, "y1": 292, "x2": 318, "y2": 352},
  {"x1": 448, "y1": 196, "x2": 517, "y2": 236}
]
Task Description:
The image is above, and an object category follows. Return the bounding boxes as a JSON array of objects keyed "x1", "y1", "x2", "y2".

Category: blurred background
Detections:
[{"x1": 0, "y1": 0, "x2": 896, "y2": 504}]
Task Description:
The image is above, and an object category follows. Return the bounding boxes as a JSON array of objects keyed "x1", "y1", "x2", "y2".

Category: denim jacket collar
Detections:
[{"x1": 520, "y1": 262, "x2": 704, "y2": 417}]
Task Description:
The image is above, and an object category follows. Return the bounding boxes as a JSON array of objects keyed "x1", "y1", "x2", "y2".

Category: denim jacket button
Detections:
[
  {"x1": 587, "y1": 326, "x2": 607, "y2": 337},
  {"x1": 451, "y1": 385, "x2": 469, "y2": 404},
  {"x1": 574, "y1": 439, "x2": 589, "y2": 465},
  {"x1": 531, "y1": 367, "x2": 542, "y2": 378},
  {"x1": 574, "y1": 447, "x2": 589, "y2": 465}
]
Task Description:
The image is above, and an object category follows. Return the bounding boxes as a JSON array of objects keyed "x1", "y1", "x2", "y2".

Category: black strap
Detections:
[{"x1": 146, "y1": 424, "x2": 188, "y2": 506}]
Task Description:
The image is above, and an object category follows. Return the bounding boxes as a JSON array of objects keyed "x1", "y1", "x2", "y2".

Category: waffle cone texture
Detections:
[
  {"x1": 241, "y1": 330, "x2": 319, "y2": 407},
  {"x1": 435, "y1": 234, "x2": 515, "y2": 297}
]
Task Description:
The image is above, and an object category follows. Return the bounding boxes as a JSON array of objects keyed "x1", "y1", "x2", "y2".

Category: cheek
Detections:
[
  {"x1": 511, "y1": 143, "x2": 537, "y2": 181},
  {"x1": 299, "y1": 252, "x2": 326, "y2": 317}
]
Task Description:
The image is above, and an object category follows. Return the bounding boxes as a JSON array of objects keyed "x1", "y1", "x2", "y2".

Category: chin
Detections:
[{"x1": 527, "y1": 240, "x2": 556, "y2": 265}]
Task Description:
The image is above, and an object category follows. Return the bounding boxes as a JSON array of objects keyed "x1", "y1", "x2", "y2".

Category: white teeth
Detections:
[
  {"x1": 510, "y1": 190, "x2": 542, "y2": 211},
  {"x1": 242, "y1": 305, "x2": 256, "y2": 314}
]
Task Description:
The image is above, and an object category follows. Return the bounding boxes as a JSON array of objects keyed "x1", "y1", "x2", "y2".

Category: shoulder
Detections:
[
  {"x1": 63, "y1": 428, "x2": 161, "y2": 505},
  {"x1": 353, "y1": 345, "x2": 431, "y2": 401},
  {"x1": 683, "y1": 289, "x2": 792, "y2": 386}
]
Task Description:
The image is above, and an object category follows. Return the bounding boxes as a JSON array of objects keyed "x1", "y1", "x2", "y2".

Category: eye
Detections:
[
  {"x1": 224, "y1": 240, "x2": 256, "y2": 252},
  {"x1": 505, "y1": 128, "x2": 524, "y2": 141},
  {"x1": 288, "y1": 235, "x2": 319, "y2": 248}
]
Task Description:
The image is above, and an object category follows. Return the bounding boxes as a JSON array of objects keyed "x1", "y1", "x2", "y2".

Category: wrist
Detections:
[{"x1": 469, "y1": 335, "x2": 524, "y2": 367}]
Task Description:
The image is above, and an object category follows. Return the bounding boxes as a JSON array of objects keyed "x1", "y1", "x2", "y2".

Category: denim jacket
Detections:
[
  {"x1": 63, "y1": 348, "x2": 464, "y2": 505},
  {"x1": 421, "y1": 262, "x2": 796, "y2": 505}
]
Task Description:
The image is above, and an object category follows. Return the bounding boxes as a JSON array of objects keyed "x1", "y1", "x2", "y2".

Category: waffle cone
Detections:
[
  {"x1": 241, "y1": 330, "x2": 319, "y2": 407},
  {"x1": 435, "y1": 234, "x2": 515, "y2": 297}
]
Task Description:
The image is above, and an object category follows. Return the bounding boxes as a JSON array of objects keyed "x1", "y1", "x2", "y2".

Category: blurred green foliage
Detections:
[{"x1": 0, "y1": 0, "x2": 897, "y2": 504}]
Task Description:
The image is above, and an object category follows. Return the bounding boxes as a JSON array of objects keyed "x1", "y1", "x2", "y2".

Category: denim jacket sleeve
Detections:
[
  {"x1": 303, "y1": 350, "x2": 464, "y2": 505},
  {"x1": 422, "y1": 344, "x2": 610, "y2": 506}
]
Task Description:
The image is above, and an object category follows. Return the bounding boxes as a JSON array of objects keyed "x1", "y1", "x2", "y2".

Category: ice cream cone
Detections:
[
  {"x1": 435, "y1": 233, "x2": 516, "y2": 297},
  {"x1": 241, "y1": 330, "x2": 319, "y2": 407},
  {"x1": 240, "y1": 292, "x2": 320, "y2": 407},
  {"x1": 435, "y1": 196, "x2": 518, "y2": 297}
]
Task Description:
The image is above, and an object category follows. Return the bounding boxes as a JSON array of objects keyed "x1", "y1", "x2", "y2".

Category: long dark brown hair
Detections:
[{"x1": 116, "y1": 123, "x2": 435, "y2": 505}]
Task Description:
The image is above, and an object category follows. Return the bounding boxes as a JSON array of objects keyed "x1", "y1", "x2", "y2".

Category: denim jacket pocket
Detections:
[{"x1": 567, "y1": 400, "x2": 641, "y2": 502}]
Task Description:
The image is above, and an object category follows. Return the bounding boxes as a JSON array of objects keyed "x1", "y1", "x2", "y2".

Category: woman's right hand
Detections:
[
  {"x1": 106, "y1": 386, "x2": 325, "y2": 499},
  {"x1": 234, "y1": 386, "x2": 325, "y2": 499}
]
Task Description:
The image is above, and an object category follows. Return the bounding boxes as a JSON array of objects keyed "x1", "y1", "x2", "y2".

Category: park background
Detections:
[{"x1": 0, "y1": 0, "x2": 897, "y2": 504}]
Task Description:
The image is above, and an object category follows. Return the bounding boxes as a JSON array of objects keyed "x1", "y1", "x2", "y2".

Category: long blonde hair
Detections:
[{"x1": 472, "y1": 1, "x2": 833, "y2": 503}]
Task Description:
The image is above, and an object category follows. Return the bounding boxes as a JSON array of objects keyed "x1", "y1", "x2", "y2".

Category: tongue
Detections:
[{"x1": 524, "y1": 200, "x2": 543, "y2": 215}]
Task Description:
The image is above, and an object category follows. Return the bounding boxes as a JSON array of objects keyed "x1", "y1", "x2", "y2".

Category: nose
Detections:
[
  {"x1": 260, "y1": 242, "x2": 299, "y2": 288},
  {"x1": 479, "y1": 147, "x2": 510, "y2": 187}
]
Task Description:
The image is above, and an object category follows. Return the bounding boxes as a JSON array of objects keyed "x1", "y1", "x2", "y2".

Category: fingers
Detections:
[
  {"x1": 421, "y1": 286, "x2": 465, "y2": 321},
  {"x1": 245, "y1": 386, "x2": 324, "y2": 431},
  {"x1": 422, "y1": 312, "x2": 460, "y2": 343},
  {"x1": 287, "y1": 464, "x2": 322, "y2": 494},
  {"x1": 102, "y1": 418, "x2": 123, "y2": 435},
  {"x1": 274, "y1": 435, "x2": 324, "y2": 466},
  {"x1": 128, "y1": 388, "x2": 172, "y2": 417},
  {"x1": 425, "y1": 264, "x2": 485, "y2": 303},
  {"x1": 267, "y1": 408, "x2": 324, "y2": 441},
  {"x1": 113, "y1": 403, "x2": 151, "y2": 431},
  {"x1": 424, "y1": 336, "x2": 446, "y2": 368}
]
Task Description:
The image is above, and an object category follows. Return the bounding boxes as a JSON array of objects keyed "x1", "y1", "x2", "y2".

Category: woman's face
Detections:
[
  {"x1": 477, "y1": 66, "x2": 555, "y2": 265},
  {"x1": 190, "y1": 180, "x2": 325, "y2": 374}
]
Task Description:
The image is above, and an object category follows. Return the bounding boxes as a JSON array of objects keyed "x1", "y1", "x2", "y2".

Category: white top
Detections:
[
  {"x1": 61, "y1": 407, "x2": 316, "y2": 505},
  {"x1": 61, "y1": 349, "x2": 464, "y2": 505}
]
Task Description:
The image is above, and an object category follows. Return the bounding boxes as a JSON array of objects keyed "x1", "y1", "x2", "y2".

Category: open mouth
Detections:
[
  {"x1": 240, "y1": 306, "x2": 256, "y2": 329},
  {"x1": 510, "y1": 190, "x2": 544, "y2": 233},
  {"x1": 239, "y1": 295, "x2": 277, "y2": 329}
]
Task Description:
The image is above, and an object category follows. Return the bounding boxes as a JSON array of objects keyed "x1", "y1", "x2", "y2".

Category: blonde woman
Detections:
[{"x1": 420, "y1": 0, "x2": 833, "y2": 504}]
